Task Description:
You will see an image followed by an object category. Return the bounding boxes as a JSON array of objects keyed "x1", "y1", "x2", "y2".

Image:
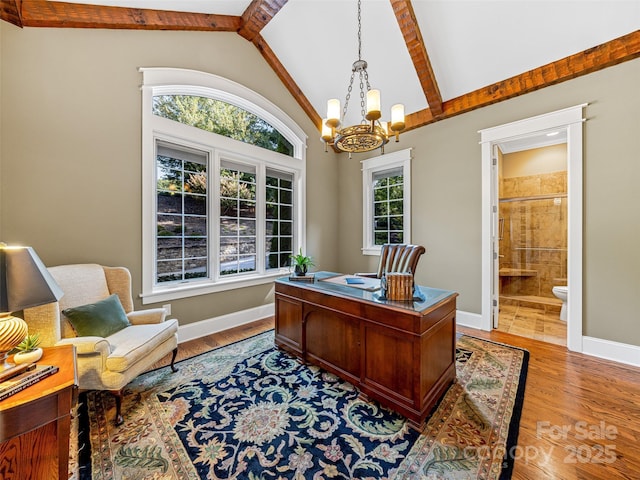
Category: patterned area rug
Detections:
[{"x1": 73, "y1": 331, "x2": 528, "y2": 480}]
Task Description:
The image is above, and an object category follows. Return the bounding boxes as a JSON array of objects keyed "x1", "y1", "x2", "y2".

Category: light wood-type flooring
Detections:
[
  {"x1": 497, "y1": 302, "x2": 567, "y2": 346},
  {"x1": 150, "y1": 318, "x2": 640, "y2": 480}
]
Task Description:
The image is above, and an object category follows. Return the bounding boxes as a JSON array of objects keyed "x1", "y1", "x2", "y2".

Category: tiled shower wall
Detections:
[{"x1": 499, "y1": 171, "x2": 567, "y2": 299}]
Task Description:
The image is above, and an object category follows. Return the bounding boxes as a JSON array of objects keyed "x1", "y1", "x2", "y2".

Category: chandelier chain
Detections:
[
  {"x1": 343, "y1": 70, "x2": 356, "y2": 122},
  {"x1": 357, "y1": 0, "x2": 362, "y2": 61},
  {"x1": 359, "y1": 72, "x2": 366, "y2": 121},
  {"x1": 346, "y1": 0, "x2": 364, "y2": 123}
]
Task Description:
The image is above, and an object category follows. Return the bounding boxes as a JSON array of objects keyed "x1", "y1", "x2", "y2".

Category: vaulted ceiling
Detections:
[{"x1": 2, "y1": 0, "x2": 639, "y2": 134}]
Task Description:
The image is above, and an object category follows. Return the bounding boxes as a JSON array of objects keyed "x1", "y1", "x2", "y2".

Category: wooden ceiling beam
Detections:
[
  {"x1": 13, "y1": 0, "x2": 241, "y2": 30},
  {"x1": 391, "y1": 0, "x2": 443, "y2": 117},
  {"x1": 406, "y1": 30, "x2": 640, "y2": 131},
  {"x1": 1, "y1": 0, "x2": 23, "y2": 27},
  {"x1": 238, "y1": 0, "x2": 288, "y2": 42},
  {"x1": 252, "y1": 33, "x2": 321, "y2": 131},
  {"x1": 3, "y1": 3, "x2": 637, "y2": 141}
]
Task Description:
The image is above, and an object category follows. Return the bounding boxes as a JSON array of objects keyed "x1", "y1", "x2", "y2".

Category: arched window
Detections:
[
  {"x1": 152, "y1": 95, "x2": 295, "y2": 156},
  {"x1": 140, "y1": 68, "x2": 307, "y2": 303}
]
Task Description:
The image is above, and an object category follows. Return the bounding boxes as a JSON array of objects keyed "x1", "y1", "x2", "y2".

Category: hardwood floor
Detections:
[
  {"x1": 151, "y1": 318, "x2": 640, "y2": 480},
  {"x1": 460, "y1": 326, "x2": 640, "y2": 480}
]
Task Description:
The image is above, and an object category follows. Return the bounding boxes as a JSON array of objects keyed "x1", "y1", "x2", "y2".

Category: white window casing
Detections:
[
  {"x1": 361, "y1": 148, "x2": 412, "y2": 256},
  {"x1": 140, "y1": 68, "x2": 307, "y2": 304}
]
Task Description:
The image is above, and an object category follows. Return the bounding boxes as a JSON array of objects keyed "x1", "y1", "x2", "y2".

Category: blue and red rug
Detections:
[{"x1": 74, "y1": 331, "x2": 528, "y2": 479}]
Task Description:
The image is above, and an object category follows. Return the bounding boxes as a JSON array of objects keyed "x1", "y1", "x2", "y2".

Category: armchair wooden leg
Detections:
[
  {"x1": 170, "y1": 347, "x2": 178, "y2": 373},
  {"x1": 110, "y1": 390, "x2": 124, "y2": 426}
]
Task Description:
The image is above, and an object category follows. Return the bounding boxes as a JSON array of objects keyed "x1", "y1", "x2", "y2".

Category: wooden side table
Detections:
[{"x1": 0, "y1": 345, "x2": 78, "y2": 479}]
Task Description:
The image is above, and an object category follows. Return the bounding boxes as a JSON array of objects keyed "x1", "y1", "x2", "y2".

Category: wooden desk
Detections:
[
  {"x1": 0, "y1": 345, "x2": 78, "y2": 480},
  {"x1": 275, "y1": 272, "x2": 458, "y2": 428}
]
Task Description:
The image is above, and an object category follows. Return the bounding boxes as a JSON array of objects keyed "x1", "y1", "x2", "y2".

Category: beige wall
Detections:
[
  {"x1": 1, "y1": 24, "x2": 639, "y2": 347},
  {"x1": 338, "y1": 58, "x2": 640, "y2": 347},
  {"x1": 0, "y1": 21, "x2": 3, "y2": 242},
  {"x1": 502, "y1": 144, "x2": 567, "y2": 178},
  {"x1": 0, "y1": 26, "x2": 338, "y2": 327}
]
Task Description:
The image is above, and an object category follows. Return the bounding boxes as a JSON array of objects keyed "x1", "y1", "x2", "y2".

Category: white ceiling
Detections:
[{"x1": 50, "y1": 0, "x2": 640, "y2": 127}]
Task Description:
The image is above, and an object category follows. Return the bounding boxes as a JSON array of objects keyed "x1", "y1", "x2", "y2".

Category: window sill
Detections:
[
  {"x1": 362, "y1": 246, "x2": 382, "y2": 256},
  {"x1": 140, "y1": 270, "x2": 289, "y2": 305}
]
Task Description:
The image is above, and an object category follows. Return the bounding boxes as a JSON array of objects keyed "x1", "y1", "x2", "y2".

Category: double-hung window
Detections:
[
  {"x1": 362, "y1": 148, "x2": 412, "y2": 255},
  {"x1": 141, "y1": 68, "x2": 307, "y2": 304},
  {"x1": 156, "y1": 143, "x2": 209, "y2": 284}
]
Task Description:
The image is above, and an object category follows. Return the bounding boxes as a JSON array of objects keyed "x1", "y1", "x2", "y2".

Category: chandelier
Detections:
[{"x1": 321, "y1": 0, "x2": 405, "y2": 157}]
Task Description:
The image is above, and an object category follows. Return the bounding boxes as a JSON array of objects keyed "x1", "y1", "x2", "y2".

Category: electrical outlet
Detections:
[{"x1": 163, "y1": 304, "x2": 171, "y2": 316}]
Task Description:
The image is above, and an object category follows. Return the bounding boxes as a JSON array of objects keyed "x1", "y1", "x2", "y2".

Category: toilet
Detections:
[{"x1": 552, "y1": 286, "x2": 568, "y2": 321}]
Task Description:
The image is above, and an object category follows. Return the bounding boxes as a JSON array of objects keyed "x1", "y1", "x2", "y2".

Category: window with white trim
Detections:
[
  {"x1": 140, "y1": 68, "x2": 307, "y2": 304},
  {"x1": 362, "y1": 148, "x2": 412, "y2": 255},
  {"x1": 156, "y1": 143, "x2": 209, "y2": 283}
]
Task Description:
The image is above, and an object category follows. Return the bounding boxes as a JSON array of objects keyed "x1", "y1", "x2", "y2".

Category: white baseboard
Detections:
[
  {"x1": 456, "y1": 310, "x2": 485, "y2": 330},
  {"x1": 177, "y1": 303, "x2": 275, "y2": 344},
  {"x1": 582, "y1": 336, "x2": 640, "y2": 368}
]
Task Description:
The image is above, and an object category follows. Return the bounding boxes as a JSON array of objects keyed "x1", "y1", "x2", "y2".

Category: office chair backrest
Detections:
[{"x1": 376, "y1": 244, "x2": 426, "y2": 278}]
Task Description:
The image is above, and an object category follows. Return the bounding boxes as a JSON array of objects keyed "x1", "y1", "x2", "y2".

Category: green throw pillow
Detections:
[{"x1": 63, "y1": 294, "x2": 131, "y2": 337}]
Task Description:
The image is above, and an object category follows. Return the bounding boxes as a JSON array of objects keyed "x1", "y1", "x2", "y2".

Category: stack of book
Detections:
[
  {"x1": 289, "y1": 273, "x2": 315, "y2": 282},
  {"x1": 0, "y1": 363, "x2": 59, "y2": 401}
]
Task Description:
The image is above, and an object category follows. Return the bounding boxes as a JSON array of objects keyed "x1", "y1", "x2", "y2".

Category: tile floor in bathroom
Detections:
[{"x1": 496, "y1": 298, "x2": 567, "y2": 346}]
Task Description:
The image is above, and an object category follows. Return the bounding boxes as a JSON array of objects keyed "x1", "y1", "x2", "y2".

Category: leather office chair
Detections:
[
  {"x1": 24, "y1": 264, "x2": 179, "y2": 425},
  {"x1": 358, "y1": 243, "x2": 426, "y2": 278}
]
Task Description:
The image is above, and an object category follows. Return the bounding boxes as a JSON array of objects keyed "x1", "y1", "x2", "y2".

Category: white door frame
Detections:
[
  {"x1": 479, "y1": 104, "x2": 587, "y2": 352},
  {"x1": 491, "y1": 144, "x2": 501, "y2": 328}
]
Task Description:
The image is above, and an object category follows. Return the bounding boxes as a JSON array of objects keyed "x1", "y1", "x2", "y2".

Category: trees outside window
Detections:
[
  {"x1": 373, "y1": 169, "x2": 404, "y2": 245},
  {"x1": 156, "y1": 144, "x2": 208, "y2": 284},
  {"x1": 153, "y1": 95, "x2": 294, "y2": 156}
]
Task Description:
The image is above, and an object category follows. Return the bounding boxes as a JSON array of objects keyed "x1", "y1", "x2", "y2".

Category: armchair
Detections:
[
  {"x1": 358, "y1": 244, "x2": 426, "y2": 278},
  {"x1": 23, "y1": 264, "x2": 178, "y2": 425}
]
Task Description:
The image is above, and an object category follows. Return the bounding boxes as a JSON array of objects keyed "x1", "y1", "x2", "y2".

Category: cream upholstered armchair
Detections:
[
  {"x1": 24, "y1": 264, "x2": 178, "y2": 425},
  {"x1": 358, "y1": 244, "x2": 426, "y2": 278}
]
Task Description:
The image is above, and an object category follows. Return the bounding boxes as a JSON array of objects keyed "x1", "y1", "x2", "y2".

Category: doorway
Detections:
[
  {"x1": 479, "y1": 104, "x2": 586, "y2": 352},
  {"x1": 495, "y1": 140, "x2": 567, "y2": 345}
]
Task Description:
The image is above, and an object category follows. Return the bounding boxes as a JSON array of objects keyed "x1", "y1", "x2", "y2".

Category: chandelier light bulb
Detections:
[
  {"x1": 321, "y1": 119, "x2": 333, "y2": 142},
  {"x1": 326, "y1": 99, "x2": 341, "y2": 128},
  {"x1": 391, "y1": 103, "x2": 406, "y2": 131},
  {"x1": 366, "y1": 89, "x2": 381, "y2": 121}
]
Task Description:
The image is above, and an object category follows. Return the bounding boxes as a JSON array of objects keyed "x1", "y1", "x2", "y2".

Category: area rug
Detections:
[{"x1": 72, "y1": 331, "x2": 528, "y2": 480}]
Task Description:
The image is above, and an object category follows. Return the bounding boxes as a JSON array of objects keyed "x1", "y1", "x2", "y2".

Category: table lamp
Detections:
[{"x1": 0, "y1": 244, "x2": 64, "y2": 374}]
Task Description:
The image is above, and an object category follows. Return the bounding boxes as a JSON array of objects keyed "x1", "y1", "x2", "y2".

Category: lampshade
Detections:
[
  {"x1": 391, "y1": 104, "x2": 406, "y2": 130},
  {"x1": 326, "y1": 99, "x2": 341, "y2": 128},
  {"x1": 365, "y1": 89, "x2": 381, "y2": 121},
  {"x1": 1, "y1": 245, "x2": 63, "y2": 313},
  {"x1": 0, "y1": 244, "x2": 63, "y2": 370},
  {"x1": 321, "y1": 119, "x2": 333, "y2": 142}
]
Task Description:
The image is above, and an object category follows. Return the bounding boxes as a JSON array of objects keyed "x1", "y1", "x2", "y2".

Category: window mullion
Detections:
[
  {"x1": 211, "y1": 150, "x2": 221, "y2": 282},
  {"x1": 256, "y1": 163, "x2": 266, "y2": 275}
]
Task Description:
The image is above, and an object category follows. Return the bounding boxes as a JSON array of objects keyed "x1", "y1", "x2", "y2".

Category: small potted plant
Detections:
[
  {"x1": 290, "y1": 248, "x2": 315, "y2": 276},
  {"x1": 11, "y1": 333, "x2": 43, "y2": 364}
]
